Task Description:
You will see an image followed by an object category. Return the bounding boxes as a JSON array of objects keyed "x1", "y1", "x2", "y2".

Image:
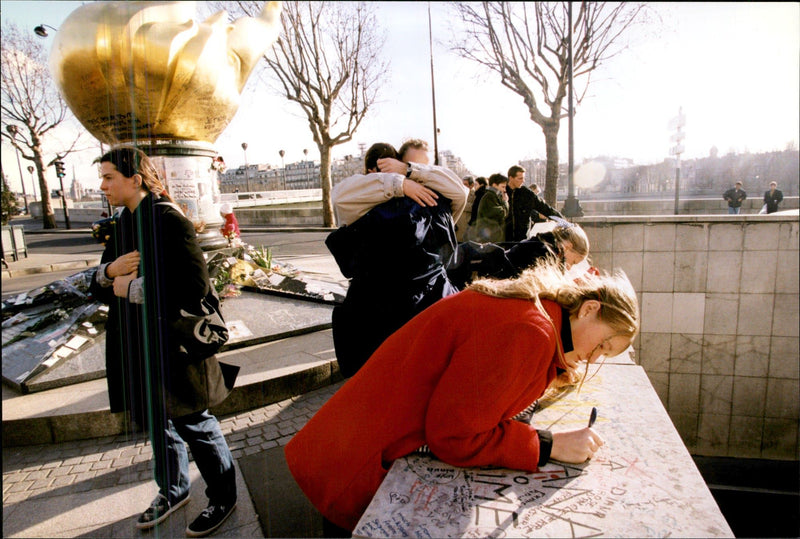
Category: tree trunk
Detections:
[
  {"x1": 318, "y1": 143, "x2": 335, "y2": 227},
  {"x1": 34, "y1": 153, "x2": 56, "y2": 229},
  {"x1": 542, "y1": 125, "x2": 560, "y2": 207}
]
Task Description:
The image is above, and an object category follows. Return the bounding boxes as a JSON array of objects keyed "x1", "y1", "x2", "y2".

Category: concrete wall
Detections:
[
  {"x1": 579, "y1": 214, "x2": 799, "y2": 460},
  {"x1": 576, "y1": 196, "x2": 798, "y2": 216}
]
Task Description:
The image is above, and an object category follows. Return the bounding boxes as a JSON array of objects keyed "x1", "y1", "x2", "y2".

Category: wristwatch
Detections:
[{"x1": 405, "y1": 163, "x2": 413, "y2": 178}]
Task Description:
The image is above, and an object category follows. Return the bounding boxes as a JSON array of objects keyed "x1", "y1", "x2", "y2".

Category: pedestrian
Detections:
[
  {"x1": 285, "y1": 260, "x2": 640, "y2": 532},
  {"x1": 90, "y1": 147, "x2": 238, "y2": 537},
  {"x1": 456, "y1": 176, "x2": 475, "y2": 241},
  {"x1": 529, "y1": 183, "x2": 547, "y2": 225},
  {"x1": 219, "y1": 202, "x2": 240, "y2": 240},
  {"x1": 763, "y1": 181, "x2": 784, "y2": 214},
  {"x1": 325, "y1": 139, "x2": 468, "y2": 377},
  {"x1": 468, "y1": 176, "x2": 488, "y2": 226},
  {"x1": 473, "y1": 173, "x2": 509, "y2": 243},
  {"x1": 506, "y1": 165, "x2": 562, "y2": 241},
  {"x1": 723, "y1": 181, "x2": 747, "y2": 214}
]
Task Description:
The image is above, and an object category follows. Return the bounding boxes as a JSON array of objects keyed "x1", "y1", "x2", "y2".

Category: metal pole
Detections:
[
  {"x1": 26, "y1": 166, "x2": 37, "y2": 203},
  {"x1": 562, "y1": 2, "x2": 583, "y2": 217},
  {"x1": 428, "y1": 3, "x2": 439, "y2": 166},
  {"x1": 57, "y1": 166, "x2": 71, "y2": 229},
  {"x1": 12, "y1": 146, "x2": 28, "y2": 215},
  {"x1": 241, "y1": 142, "x2": 251, "y2": 193}
]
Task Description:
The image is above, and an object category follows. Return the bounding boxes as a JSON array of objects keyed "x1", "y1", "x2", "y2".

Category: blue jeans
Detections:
[
  {"x1": 728, "y1": 206, "x2": 740, "y2": 214},
  {"x1": 150, "y1": 409, "x2": 236, "y2": 506}
]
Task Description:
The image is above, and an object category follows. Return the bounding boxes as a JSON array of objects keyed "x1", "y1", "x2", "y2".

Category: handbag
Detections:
[{"x1": 170, "y1": 285, "x2": 230, "y2": 359}]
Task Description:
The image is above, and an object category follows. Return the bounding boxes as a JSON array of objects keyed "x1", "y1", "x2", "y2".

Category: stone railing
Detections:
[{"x1": 577, "y1": 213, "x2": 799, "y2": 460}]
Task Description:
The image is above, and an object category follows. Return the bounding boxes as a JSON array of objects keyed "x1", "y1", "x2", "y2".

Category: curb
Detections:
[
  {"x1": 2, "y1": 258, "x2": 101, "y2": 279},
  {"x1": 2, "y1": 358, "x2": 344, "y2": 447}
]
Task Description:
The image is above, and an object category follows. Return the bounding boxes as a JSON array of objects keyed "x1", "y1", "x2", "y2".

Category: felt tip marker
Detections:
[{"x1": 588, "y1": 407, "x2": 598, "y2": 428}]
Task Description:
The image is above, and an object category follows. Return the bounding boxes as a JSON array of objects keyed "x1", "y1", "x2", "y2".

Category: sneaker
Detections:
[
  {"x1": 186, "y1": 502, "x2": 236, "y2": 537},
  {"x1": 136, "y1": 493, "x2": 190, "y2": 529}
]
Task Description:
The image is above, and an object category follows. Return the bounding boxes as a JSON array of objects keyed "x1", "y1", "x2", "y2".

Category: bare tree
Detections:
[
  {"x1": 451, "y1": 2, "x2": 649, "y2": 205},
  {"x1": 1, "y1": 23, "x2": 83, "y2": 228},
  {"x1": 223, "y1": 1, "x2": 387, "y2": 227}
]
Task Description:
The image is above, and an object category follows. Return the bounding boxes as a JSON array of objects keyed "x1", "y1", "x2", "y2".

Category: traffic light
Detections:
[{"x1": 54, "y1": 160, "x2": 66, "y2": 178}]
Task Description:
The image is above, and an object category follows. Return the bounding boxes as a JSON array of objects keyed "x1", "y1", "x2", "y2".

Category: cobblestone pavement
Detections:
[{"x1": 2, "y1": 381, "x2": 344, "y2": 508}]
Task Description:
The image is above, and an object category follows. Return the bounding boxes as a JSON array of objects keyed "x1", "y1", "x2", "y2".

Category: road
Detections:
[{"x1": 2, "y1": 229, "x2": 336, "y2": 299}]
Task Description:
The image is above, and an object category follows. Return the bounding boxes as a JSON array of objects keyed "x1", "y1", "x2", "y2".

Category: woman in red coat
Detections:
[{"x1": 284, "y1": 262, "x2": 640, "y2": 531}]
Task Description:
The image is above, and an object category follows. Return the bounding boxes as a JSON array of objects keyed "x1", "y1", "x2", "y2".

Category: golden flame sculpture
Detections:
[{"x1": 49, "y1": 1, "x2": 281, "y2": 145}]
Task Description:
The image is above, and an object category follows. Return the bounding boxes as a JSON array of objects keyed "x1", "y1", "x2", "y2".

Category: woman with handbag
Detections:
[{"x1": 90, "y1": 146, "x2": 237, "y2": 537}]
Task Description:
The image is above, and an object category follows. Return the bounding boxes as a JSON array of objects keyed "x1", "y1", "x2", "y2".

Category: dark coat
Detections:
[
  {"x1": 764, "y1": 189, "x2": 784, "y2": 213},
  {"x1": 468, "y1": 185, "x2": 487, "y2": 225},
  {"x1": 474, "y1": 187, "x2": 508, "y2": 243},
  {"x1": 505, "y1": 185, "x2": 562, "y2": 242},
  {"x1": 723, "y1": 187, "x2": 747, "y2": 208},
  {"x1": 326, "y1": 194, "x2": 459, "y2": 377},
  {"x1": 90, "y1": 194, "x2": 234, "y2": 425}
]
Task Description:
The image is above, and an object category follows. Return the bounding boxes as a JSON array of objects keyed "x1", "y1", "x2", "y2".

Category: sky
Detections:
[{"x1": 1, "y1": 1, "x2": 798, "y2": 193}]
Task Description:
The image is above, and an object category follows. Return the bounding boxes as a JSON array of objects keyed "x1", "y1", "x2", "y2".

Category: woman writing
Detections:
[
  {"x1": 285, "y1": 261, "x2": 639, "y2": 532},
  {"x1": 90, "y1": 147, "x2": 237, "y2": 537}
]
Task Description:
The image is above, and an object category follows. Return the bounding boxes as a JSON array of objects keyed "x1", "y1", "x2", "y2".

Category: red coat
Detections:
[
  {"x1": 285, "y1": 290, "x2": 563, "y2": 530},
  {"x1": 220, "y1": 213, "x2": 240, "y2": 237}
]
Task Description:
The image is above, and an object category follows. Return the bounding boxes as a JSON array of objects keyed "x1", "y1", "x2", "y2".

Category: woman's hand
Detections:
[
  {"x1": 107, "y1": 251, "x2": 140, "y2": 278},
  {"x1": 550, "y1": 428, "x2": 604, "y2": 463},
  {"x1": 403, "y1": 179, "x2": 438, "y2": 207},
  {"x1": 113, "y1": 271, "x2": 137, "y2": 298}
]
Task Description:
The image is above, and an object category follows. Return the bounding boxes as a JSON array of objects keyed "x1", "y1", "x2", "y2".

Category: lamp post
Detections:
[
  {"x1": 303, "y1": 148, "x2": 309, "y2": 187},
  {"x1": 6, "y1": 125, "x2": 29, "y2": 215},
  {"x1": 427, "y1": 3, "x2": 440, "y2": 166},
  {"x1": 26, "y1": 165, "x2": 37, "y2": 203},
  {"x1": 241, "y1": 142, "x2": 251, "y2": 193},
  {"x1": 33, "y1": 23, "x2": 58, "y2": 37},
  {"x1": 279, "y1": 149, "x2": 286, "y2": 190}
]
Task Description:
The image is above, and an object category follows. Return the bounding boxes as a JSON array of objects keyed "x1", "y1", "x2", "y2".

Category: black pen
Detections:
[{"x1": 588, "y1": 407, "x2": 598, "y2": 428}]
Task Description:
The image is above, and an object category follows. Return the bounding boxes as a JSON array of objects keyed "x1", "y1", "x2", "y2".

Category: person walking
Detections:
[
  {"x1": 763, "y1": 181, "x2": 784, "y2": 214},
  {"x1": 505, "y1": 165, "x2": 562, "y2": 241},
  {"x1": 723, "y1": 181, "x2": 747, "y2": 214},
  {"x1": 90, "y1": 147, "x2": 238, "y2": 537},
  {"x1": 285, "y1": 261, "x2": 640, "y2": 532}
]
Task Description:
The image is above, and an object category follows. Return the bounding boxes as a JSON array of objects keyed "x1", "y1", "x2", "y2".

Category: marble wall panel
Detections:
[
  {"x1": 701, "y1": 335, "x2": 736, "y2": 375},
  {"x1": 642, "y1": 251, "x2": 675, "y2": 292},
  {"x1": 612, "y1": 223, "x2": 644, "y2": 252},
  {"x1": 705, "y1": 251, "x2": 742, "y2": 293},
  {"x1": 765, "y1": 378, "x2": 800, "y2": 419},
  {"x1": 696, "y1": 413, "x2": 731, "y2": 457},
  {"x1": 700, "y1": 375, "x2": 733, "y2": 415},
  {"x1": 638, "y1": 332, "x2": 671, "y2": 373},
  {"x1": 675, "y1": 223, "x2": 709, "y2": 252},
  {"x1": 670, "y1": 333, "x2": 703, "y2": 374},
  {"x1": 762, "y1": 418, "x2": 799, "y2": 459},
  {"x1": 674, "y1": 250, "x2": 709, "y2": 293},
  {"x1": 777, "y1": 221, "x2": 799, "y2": 251},
  {"x1": 610, "y1": 251, "x2": 643, "y2": 290},
  {"x1": 734, "y1": 335, "x2": 771, "y2": 377},
  {"x1": 708, "y1": 223, "x2": 744, "y2": 251},
  {"x1": 772, "y1": 293, "x2": 799, "y2": 337},
  {"x1": 583, "y1": 224, "x2": 613, "y2": 252},
  {"x1": 646, "y1": 371, "x2": 669, "y2": 406},
  {"x1": 737, "y1": 294, "x2": 774, "y2": 336},
  {"x1": 743, "y1": 222, "x2": 781, "y2": 251},
  {"x1": 671, "y1": 293, "x2": 705, "y2": 334},
  {"x1": 591, "y1": 251, "x2": 613, "y2": 274},
  {"x1": 768, "y1": 336, "x2": 800, "y2": 379},
  {"x1": 739, "y1": 251, "x2": 778, "y2": 294},
  {"x1": 728, "y1": 415, "x2": 764, "y2": 458},
  {"x1": 641, "y1": 293, "x2": 673, "y2": 333},
  {"x1": 703, "y1": 294, "x2": 739, "y2": 335},
  {"x1": 669, "y1": 411, "x2": 699, "y2": 450},
  {"x1": 731, "y1": 376, "x2": 767, "y2": 417},
  {"x1": 775, "y1": 249, "x2": 800, "y2": 294},
  {"x1": 644, "y1": 223, "x2": 676, "y2": 251},
  {"x1": 668, "y1": 373, "x2": 701, "y2": 414}
]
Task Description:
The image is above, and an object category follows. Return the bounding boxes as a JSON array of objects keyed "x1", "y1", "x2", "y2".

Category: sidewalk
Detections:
[{"x1": 2, "y1": 252, "x2": 101, "y2": 279}]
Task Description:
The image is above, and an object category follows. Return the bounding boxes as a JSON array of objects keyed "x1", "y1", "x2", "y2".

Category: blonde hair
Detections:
[
  {"x1": 552, "y1": 223, "x2": 589, "y2": 257},
  {"x1": 468, "y1": 259, "x2": 639, "y2": 387}
]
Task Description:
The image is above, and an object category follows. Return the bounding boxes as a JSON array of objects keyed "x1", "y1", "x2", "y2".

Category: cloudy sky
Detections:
[{"x1": 1, "y1": 1, "x2": 798, "y2": 192}]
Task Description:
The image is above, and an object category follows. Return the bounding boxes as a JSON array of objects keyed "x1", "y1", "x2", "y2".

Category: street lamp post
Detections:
[
  {"x1": 279, "y1": 149, "x2": 286, "y2": 190},
  {"x1": 5, "y1": 126, "x2": 29, "y2": 215},
  {"x1": 33, "y1": 23, "x2": 58, "y2": 37},
  {"x1": 303, "y1": 148, "x2": 309, "y2": 187},
  {"x1": 561, "y1": 2, "x2": 583, "y2": 218},
  {"x1": 26, "y1": 165, "x2": 37, "y2": 203},
  {"x1": 241, "y1": 142, "x2": 252, "y2": 193}
]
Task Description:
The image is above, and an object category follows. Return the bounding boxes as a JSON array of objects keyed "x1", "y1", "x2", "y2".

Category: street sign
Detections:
[
  {"x1": 670, "y1": 131, "x2": 685, "y2": 143},
  {"x1": 670, "y1": 144, "x2": 685, "y2": 155}
]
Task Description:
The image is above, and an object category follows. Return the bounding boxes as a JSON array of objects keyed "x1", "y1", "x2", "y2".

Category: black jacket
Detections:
[
  {"x1": 468, "y1": 185, "x2": 487, "y2": 225},
  {"x1": 723, "y1": 187, "x2": 747, "y2": 208},
  {"x1": 90, "y1": 194, "x2": 234, "y2": 424},
  {"x1": 505, "y1": 185, "x2": 562, "y2": 241},
  {"x1": 326, "y1": 194, "x2": 459, "y2": 377},
  {"x1": 763, "y1": 189, "x2": 783, "y2": 213}
]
